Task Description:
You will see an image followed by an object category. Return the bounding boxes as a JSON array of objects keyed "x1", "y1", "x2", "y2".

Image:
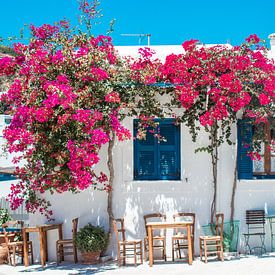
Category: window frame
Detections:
[
  {"x1": 133, "y1": 118, "x2": 181, "y2": 181},
  {"x1": 237, "y1": 119, "x2": 275, "y2": 180},
  {"x1": 252, "y1": 122, "x2": 275, "y2": 178}
]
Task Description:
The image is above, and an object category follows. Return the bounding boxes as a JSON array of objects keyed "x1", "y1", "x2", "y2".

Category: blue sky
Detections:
[{"x1": 0, "y1": 0, "x2": 274, "y2": 46}]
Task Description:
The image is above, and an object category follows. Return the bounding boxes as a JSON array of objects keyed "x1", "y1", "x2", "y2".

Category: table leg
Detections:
[
  {"x1": 187, "y1": 225, "x2": 193, "y2": 265},
  {"x1": 148, "y1": 226, "x2": 153, "y2": 267},
  {"x1": 23, "y1": 228, "x2": 29, "y2": 267},
  {"x1": 58, "y1": 224, "x2": 64, "y2": 261},
  {"x1": 44, "y1": 231, "x2": 48, "y2": 261},
  {"x1": 39, "y1": 227, "x2": 46, "y2": 267}
]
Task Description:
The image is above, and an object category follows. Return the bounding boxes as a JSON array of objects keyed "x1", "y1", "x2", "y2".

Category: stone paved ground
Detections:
[{"x1": 1, "y1": 254, "x2": 275, "y2": 275}]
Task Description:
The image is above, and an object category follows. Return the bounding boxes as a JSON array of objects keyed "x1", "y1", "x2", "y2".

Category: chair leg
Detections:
[
  {"x1": 163, "y1": 240, "x2": 167, "y2": 261},
  {"x1": 7, "y1": 248, "x2": 11, "y2": 265},
  {"x1": 177, "y1": 240, "x2": 182, "y2": 259},
  {"x1": 144, "y1": 239, "x2": 147, "y2": 261},
  {"x1": 260, "y1": 235, "x2": 266, "y2": 254},
  {"x1": 21, "y1": 247, "x2": 24, "y2": 264},
  {"x1": 172, "y1": 240, "x2": 175, "y2": 262},
  {"x1": 56, "y1": 243, "x2": 60, "y2": 265},
  {"x1": 134, "y1": 243, "x2": 137, "y2": 267},
  {"x1": 12, "y1": 246, "x2": 16, "y2": 266},
  {"x1": 192, "y1": 237, "x2": 194, "y2": 260},
  {"x1": 117, "y1": 243, "x2": 121, "y2": 267},
  {"x1": 73, "y1": 244, "x2": 78, "y2": 263},
  {"x1": 203, "y1": 239, "x2": 207, "y2": 263},
  {"x1": 140, "y1": 242, "x2": 143, "y2": 264},
  {"x1": 216, "y1": 240, "x2": 220, "y2": 260},
  {"x1": 30, "y1": 244, "x2": 34, "y2": 264},
  {"x1": 220, "y1": 240, "x2": 224, "y2": 262},
  {"x1": 199, "y1": 239, "x2": 202, "y2": 261},
  {"x1": 122, "y1": 244, "x2": 126, "y2": 266},
  {"x1": 244, "y1": 235, "x2": 251, "y2": 254}
]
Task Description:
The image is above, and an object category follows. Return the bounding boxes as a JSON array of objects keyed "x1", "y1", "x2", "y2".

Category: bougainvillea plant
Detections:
[
  {"x1": 0, "y1": 0, "x2": 274, "y2": 225},
  {"x1": 130, "y1": 35, "x2": 274, "y2": 222},
  {"x1": 0, "y1": 2, "x2": 124, "y2": 219},
  {"x1": 0, "y1": 1, "x2": 164, "y2": 221}
]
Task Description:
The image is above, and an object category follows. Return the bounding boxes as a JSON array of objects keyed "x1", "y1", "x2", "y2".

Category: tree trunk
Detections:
[
  {"x1": 230, "y1": 138, "x2": 238, "y2": 222},
  {"x1": 107, "y1": 131, "x2": 115, "y2": 237},
  {"x1": 210, "y1": 125, "x2": 218, "y2": 224}
]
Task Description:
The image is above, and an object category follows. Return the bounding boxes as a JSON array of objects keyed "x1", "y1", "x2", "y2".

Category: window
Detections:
[
  {"x1": 237, "y1": 119, "x2": 275, "y2": 179},
  {"x1": 133, "y1": 119, "x2": 181, "y2": 180}
]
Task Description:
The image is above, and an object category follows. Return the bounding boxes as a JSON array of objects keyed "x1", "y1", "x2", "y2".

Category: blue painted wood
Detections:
[
  {"x1": 237, "y1": 119, "x2": 253, "y2": 179},
  {"x1": 134, "y1": 119, "x2": 180, "y2": 180},
  {"x1": 0, "y1": 228, "x2": 21, "y2": 232},
  {"x1": 0, "y1": 174, "x2": 16, "y2": 181}
]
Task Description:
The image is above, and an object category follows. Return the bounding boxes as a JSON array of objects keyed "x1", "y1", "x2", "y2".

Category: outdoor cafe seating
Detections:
[
  {"x1": 199, "y1": 213, "x2": 224, "y2": 263},
  {"x1": 56, "y1": 217, "x2": 78, "y2": 264},
  {"x1": 143, "y1": 213, "x2": 167, "y2": 262},
  {"x1": 171, "y1": 212, "x2": 195, "y2": 262},
  {"x1": 243, "y1": 209, "x2": 266, "y2": 254},
  {"x1": 113, "y1": 218, "x2": 143, "y2": 266},
  {"x1": 2, "y1": 220, "x2": 33, "y2": 266}
]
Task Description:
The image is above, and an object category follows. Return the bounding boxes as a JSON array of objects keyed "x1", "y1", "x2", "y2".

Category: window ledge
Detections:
[
  {"x1": 239, "y1": 179, "x2": 275, "y2": 184},
  {"x1": 133, "y1": 180, "x2": 184, "y2": 183},
  {"x1": 125, "y1": 179, "x2": 185, "y2": 184}
]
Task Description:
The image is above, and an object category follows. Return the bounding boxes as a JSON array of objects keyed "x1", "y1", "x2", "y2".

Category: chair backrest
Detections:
[
  {"x1": 144, "y1": 213, "x2": 166, "y2": 237},
  {"x1": 246, "y1": 210, "x2": 265, "y2": 234},
  {"x1": 113, "y1": 218, "x2": 126, "y2": 243},
  {"x1": 173, "y1": 212, "x2": 195, "y2": 236},
  {"x1": 72, "y1": 218, "x2": 78, "y2": 239},
  {"x1": 215, "y1": 213, "x2": 224, "y2": 239},
  {"x1": 2, "y1": 220, "x2": 24, "y2": 245}
]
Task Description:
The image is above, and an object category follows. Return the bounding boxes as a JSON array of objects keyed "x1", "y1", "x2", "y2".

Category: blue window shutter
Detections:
[
  {"x1": 237, "y1": 119, "x2": 253, "y2": 179},
  {"x1": 134, "y1": 119, "x2": 181, "y2": 180},
  {"x1": 159, "y1": 121, "x2": 180, "y2": 180},
  {"x1": 134, "y1": 121, "x2": 157, "y2": 180}
]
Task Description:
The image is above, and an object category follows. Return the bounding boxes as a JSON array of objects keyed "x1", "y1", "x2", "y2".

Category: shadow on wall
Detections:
[
  {"x1": 111, "y1": 171, "x2": 214, "y2": 257},
  {"x1": 29, "y1": 187, "x2": 108, "y2": 262}
]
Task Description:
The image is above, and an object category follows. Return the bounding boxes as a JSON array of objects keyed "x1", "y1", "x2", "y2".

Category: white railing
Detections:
[{"x1": 0, "y1": 197, "x2": 29, "y2": 222}]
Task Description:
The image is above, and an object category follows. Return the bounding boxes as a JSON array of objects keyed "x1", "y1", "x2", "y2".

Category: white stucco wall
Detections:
[
  {"x1": 0, "y1": 41, "x2": 274, "y2": 262},
  {"x1": 29, "y1": 119, "x2": 275, "y2": 261}
]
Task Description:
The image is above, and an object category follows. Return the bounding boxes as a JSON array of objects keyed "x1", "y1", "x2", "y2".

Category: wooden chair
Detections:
[
  {"x1": 144, "y1": 213, "x2": 167, "y2": 261},
  {"x1": 2, "y1": 220, "x2": 33, "y2": 266},
  {"x1": 243, "y1": 210, "x2": 266, "y2": 254},
  {"x1": 172, "y1": 213, "x2": 195, "y2": 261},
  {"x1": 113, "y1": 218, "x2": 143, "y2": 266},
  {"x1": 56, "y1": 218, "x2": 78, "y2": 264},
  {"x1": 199, "y1": 213, "x2": 224, "y2": 263}
]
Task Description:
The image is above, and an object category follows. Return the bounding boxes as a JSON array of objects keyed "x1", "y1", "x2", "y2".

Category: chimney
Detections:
[{"x1": 268, "y1": 33, "x2": 275, "y2": 58}]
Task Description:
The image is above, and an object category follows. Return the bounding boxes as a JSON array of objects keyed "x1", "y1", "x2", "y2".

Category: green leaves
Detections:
[{"x1": 74, "y1": 223, "x2": 108, "y2": 253}]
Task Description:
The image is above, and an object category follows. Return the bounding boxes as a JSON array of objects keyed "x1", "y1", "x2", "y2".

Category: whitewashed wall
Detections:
[
  {"x1": 29, "y1": 119, "x2": 275, "y2": 261},
  {"x1": 1, "y1": 43, "x2": 274, "y2": 262}
]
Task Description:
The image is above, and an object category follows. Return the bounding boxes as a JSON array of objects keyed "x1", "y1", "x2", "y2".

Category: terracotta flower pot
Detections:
[
  {"x1": 81, "y1": 251, "x2": 101, "y2": 264},
  {"x1": 0, "y1": 245, "x2": 8, "y2": 264}
]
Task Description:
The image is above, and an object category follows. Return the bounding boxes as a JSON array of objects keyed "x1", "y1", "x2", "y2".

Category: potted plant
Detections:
[{"x1": 74, "y1": 223, "x2": 108, "y2": 264}]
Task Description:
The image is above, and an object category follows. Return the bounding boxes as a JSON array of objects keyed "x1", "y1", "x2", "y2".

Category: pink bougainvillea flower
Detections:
[
  {"x1": 105, "y1": 92, "x2": 120, "y2": 103},
  {"x1": 182, "y1": 39, "x2": 199, "y2": 52}
]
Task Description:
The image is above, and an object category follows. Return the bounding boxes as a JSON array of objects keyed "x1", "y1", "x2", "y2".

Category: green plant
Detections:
[
  {"x1": 74, "y1": 223, "x2": 108, "y2": 253},
  {"x1": 0, "y1": 209, "x2": 11, "y2": 226}
]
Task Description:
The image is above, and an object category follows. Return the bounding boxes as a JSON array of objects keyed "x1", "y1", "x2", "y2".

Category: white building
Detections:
[{"x1": 1, "y1": 34, "x2": 274, "y2": 262}]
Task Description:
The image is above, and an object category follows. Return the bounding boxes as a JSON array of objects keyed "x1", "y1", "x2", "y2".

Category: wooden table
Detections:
[
  {"x1": 146, "y1": 221, "x2": 193, "y2": 266},
  {"x1": 22, "y1": 223, "x2": 63, "y2": 267}
]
